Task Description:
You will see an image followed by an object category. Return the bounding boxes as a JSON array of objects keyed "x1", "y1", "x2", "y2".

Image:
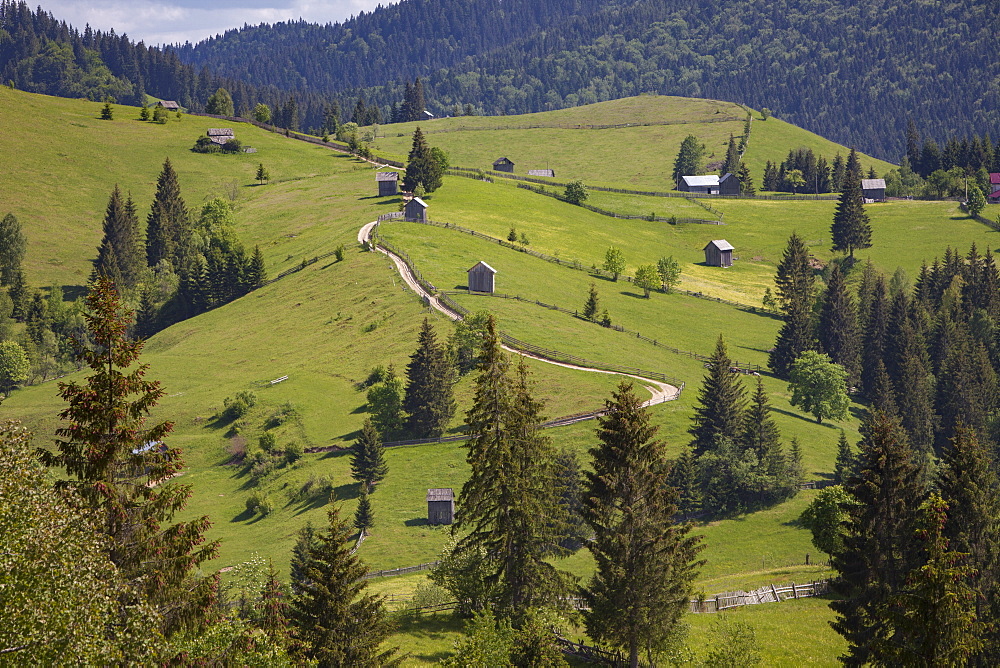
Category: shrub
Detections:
[
  {"x1": 222, "y1": 138, "x2": 243, "y2": 153},
  {"x1": 139, "y1": 106, "x2": 150, "y2": 121},
  {"x1": 259, "y1": 432, "x2": 277, "y2": 452},
  {"x1": 192, "y1": 136, "x2": 220, "y2": 153},
  {"x1": 249, "y1": 459, "x2": 276, "y2": 483},
  {"x1": 222, "y1": 390, "x2": 257, "y2": 421},
  {"x1": 284, "y1": 441, "x2": 304, "y2": 465},
  {"x1": 246, "y1": 492, "x2": 273, "y2": 516},
  {"x1": 334, "y1": 244, "x2": 346, "y2": 262}
]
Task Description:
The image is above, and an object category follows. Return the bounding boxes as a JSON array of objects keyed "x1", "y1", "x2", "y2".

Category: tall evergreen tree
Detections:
[
  {"x1": 938, "y1": 426, "x2": 1000, "y2": 663},
  {"x1": 861, "y1": 274, "x2": 889, "y2": 397},
  {"x1": 769, "y1": 232, "x2": 815, "y2": 377},
  {"x1": 666, "y1": 445, "x2": 702, "y2": 516},
  {"x1": 737, "y1": 162, "x2": 755, "y2": 195},
  {"x1": 38, "y1": 277, "x2": 218, "y2": 638},
  {"x1": 146, "y1": 157, "x2": 191, "y2": 271},
  {"x1": 402, "y1": 127, "x2": 443, "y2": 193},
  {"x1": 894, "y1": 323, "x2": 935, "y2": 457},
  {"x1": 830, "y1": 410, "x2": 925, "y2": 666},
  {"x1": 935, "y1": 327, "x2": 998, "y2": 450},
  {"x1": 690, "y1": 335, "x2": 747, "y2": 456},
  {"x1": 831, "y1": 148, "x2": 873, "y2": 260},
  {"x1": 403, "y1": 318, "x2": 456, "y2": 437},
  {"x1": 553, "y1": 448, "x2": 587, "y2": 551},
  {"x1": 816, "y1": 264, "x2": 861, "y2": 387},
  {"x1": 354, "y1": 489, "x2": 375, "y2": 536},
  {"x1": 582, "y1": 381, "x2": 704, "y2": 668},
  {"x1": 722, "y1": 134, "x2": 740, "y2": 175},
  {"x1": 94, "y1": 185, "x2": 143, "y2": 289},
  {"x1": 289, "y1": 506, "x2": 399, "y2": 666},
  {"x1": 671, "y1": 135, "x2": 704, "y2": 185},
  {"x1": 833, "y1": 430, "x2": 855, "y2": 484},
  {"x1": 246, "y1": 245, "x2": 267, "y2": 289},
  {"x1": 0, "y1": 212, "x2": 27, "y2": 286},
  {"x1": 740, "y1": 377, "x2": 781, "y2": 463},
  {"x1": 289, "y1": 523, "x2": 318, "y2": 597},
  {"x1": 454, "y1": 317, "x2": 569, "y2": 619},
  {"x1": 350, "y1": 418, "x2": 389, "y2": 492}
]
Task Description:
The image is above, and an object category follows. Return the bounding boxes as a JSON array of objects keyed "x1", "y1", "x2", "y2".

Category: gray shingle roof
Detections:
[
  {"x1": 376, "y1": 171, "x2": 399, "y2": 181},
  {"x1": 861, "y1": 179, "x2": 886, "y2": 190},
  {"x1": 704, "y1": 239, "x2": 734, "y2": 251},
  {"x1": 682, "y1": 175, "x2": 720, "y2": 187},
  {"x1": 426, "y1": 488, "x2": 454, "y2": 501}
]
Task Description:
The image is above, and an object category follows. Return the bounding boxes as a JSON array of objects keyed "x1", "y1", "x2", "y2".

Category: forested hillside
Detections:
[{"x1": 176, "y1": 0, "x2": 999, "y2": 160}]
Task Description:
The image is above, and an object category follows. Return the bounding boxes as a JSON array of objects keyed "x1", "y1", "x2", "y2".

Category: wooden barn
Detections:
[
  {"x1": 679, "y1": 174, "x2": 721, "y2": 194},
  {"x1": 376, "y1": 171, "x2": 399, "y2": 196},
  {"x1": 704, "y1": 239, "x2": 734, "y2": 267},
  {"x1": 404, "y1": 197, "x2": 428, "y2": 222},
  {"x1": 156, "y1": 100, "x2": 180, "y2": 111},
  {"x1": 207, "y1": 128, "x2": 235, "y2": 146},
  {"x1": 862, "y1": 178, "x2": 886, "y2": 202},
  {"x1": 528, "y1": 169, "x2": 556, "y2": 178},
  {"x1": 718, "y1": 172, "x2": 740, "y2": 195},
  {"x1": 468, "y1": 261, "x2": 497, "y2": 293},
  {"x1": 493, "y1": 157, "x2": 515, "y2": 173},
  {"x1": 427, "y1": 488, "x2": 455, "y2": 525}
]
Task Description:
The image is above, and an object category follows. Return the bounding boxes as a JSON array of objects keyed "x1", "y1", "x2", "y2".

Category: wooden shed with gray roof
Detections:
[
  {"x1": 861, "y1": 178, "x2": 886, "y2": 202},
  {"x1": 704, "y1": 239, "x2": 734, "y2": 267},
  {"x1": 468, "y1": 261, "x2": 497, "y2": 293},
  {"x1": 493, "y1": 157, "x2": 515, "y2": 173},
  {"x1": 427, "y1": 488, "x2": 455, "y2": 525},
  {"x1": 376, "y1": 171, "x2": 399, "y2": 196},
  {"x1": 404, "y1": 196, "x2": 428, "y2": 222}
]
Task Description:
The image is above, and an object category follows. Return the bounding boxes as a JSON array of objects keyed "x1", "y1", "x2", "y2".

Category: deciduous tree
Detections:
[
  {"x1": 788, "y1": 351, "x2": 850, "y2": 423},
  {"x1": 633, "y1": 264, "x2": 659, "y2": 298},
  {"x1": 603, "y1": 246, "x2": 625, "y2": 281},
  {"x1": 656, "y1": 256, "x2": 681, "y2": 292}
]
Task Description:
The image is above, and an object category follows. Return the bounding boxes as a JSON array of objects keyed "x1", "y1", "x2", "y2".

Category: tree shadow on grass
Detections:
[
  {"x1": 231, "y1": 507, "x2": 265, "y2": 525},
  {"x1": 289, "y1": 491, "x2": 333, "y2": 516},
  {"x1": 392, "y1": 613, "x2": 464, "y2": 663},
  {"x1": 620, "y1": 291, "x2": 649, "y2": 299},
  {"x1": 770, "y1": 407, "x2": 840, "y2": 428},
  {"x1": 332, "y1": 482, "x2": 361, "y2": 502},
  {"x1": 405, "y1": 518, "x2": 430, "y2": 527}
]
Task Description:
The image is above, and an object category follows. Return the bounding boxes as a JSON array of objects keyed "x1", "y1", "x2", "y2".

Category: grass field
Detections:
[{"x1": 372, "y1": 96, "x2": 892, "y2": 191}]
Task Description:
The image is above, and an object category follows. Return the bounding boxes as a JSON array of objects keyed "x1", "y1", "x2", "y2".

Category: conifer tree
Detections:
[
  {"x1": 741, "y1": 377, "x2": 781, "y2": 462},
  {"x1": 667, "y1": 445, "x2": 702, "y2": 516},
  {"x1": 831, "y1": 148, "x2": 873, "y2": 260},
  {"x1": 938, "y1": 426, "x2": 1000, "y2": 662},
  {"x1": 354, "y1": 489, "x2": 375, "y2": 536},
  {"x1": 869, "y1": 359, "x2": 898, "y2": 417},
  {"x1": 289, "y1": 506, "x2": 399, "y2": 666},
  {"x1": 935, "y1": 327, "x2": 998, "y2": 450},
  {"x1": 737, "y1": 163, "x2": 755, "y2": 195},
  {"x1": 39, "y1": 277, "x2": 218, "y2": 638},
  {"x1": 817, "y1": 264, "x2": 861, "y2": 387},
  {"x1": 402, "y1": 127, "x2": 443, "y2": 193},
  {"x1": 582, "y1": 283, "x2": 599, "y2": 321},
  {"x1": 403, "y1": 318, "x2": 456, "y2": 437},
  {"x1": 833, "y1": 430, "x2": 855, "y2": 484},
  {"x1": 553, "y1": 449, "x2": 587, "y2": 551},
  {"x1": 861, "y1": 274, "x2": 889, "y2": 397},
  {"x1": 0, "y1": 212, "x2": 27, "y2": 286},
  {"x1": 769, "y1": 232, "x2": 815, "y2": 377},
  {"x1": 722, "y1": 134, "x2": 740, "y2": 175},
  {"x1": 246, "y1": 245, "x2": 267, "y2": 289},
  {"x1": 894, "y1": 325, "x2": 935, "y2": 457},
  {"x1": 289, "y1": 523, "x2": 317, "y2": 597},
  {"x1": 94, "y1": 185, "x2": 143, "y2": 289},
  {"x1": 672, "y1": 135, "x2": 704, "y2": 184},
  {"x1": 146, "y1": 158, "x2": 191, "y2": 271},
  {"x1": 350, "y1": 418, "x2": 388, "y2": 493},
  {"x1": 454, "y1": 316, "x2": 569, "y2": 619},
  {"x1": 7, "y1": 268, "x2": 29, "y2": 321},
  {"x1": 883, "y1": 494, "x2": 983, "y2": 664},
  {"x1": 830, "y1": 411, "x2": 925, "y2": 665},
  {"x1": 583, "y1": 381, "x2": 704, "y2": 668},
  {"x1": 690, "y1": 335, "x2": 747, "y2": 455}
]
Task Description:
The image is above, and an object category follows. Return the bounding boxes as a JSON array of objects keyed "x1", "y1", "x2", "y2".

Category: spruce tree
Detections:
[
  {"x1": 583, "y1": 381, "x2": 704, "y2": 668},
  {"x1": 246, "y1": 245, "x2": 267, "y2": 289},
  {"x1": 861, "y1": 274, "x2": 889, "y2": 397},
  {"x1": 354, "y1": 489, "x2": 375, "y2": 536},
  {"x1": 894, "y1": 324, "x2": 935, "y2": 457},
  {"x1": 553, "y1": 448, "x2": 587, "y2": 551},
  {"x1": 816, "y1": 264, "x2": 861, "y2": 387},
  {"x1": 454, "y1": 316, "x2": 569, "y2": 619},
  {"x1": 350, "y1": 418, "x2": 388, "y2": 492},
  {"x1": 831, "y1": 148, "x2": 873, "y2": 260},
  {"x1": 690, "y1": 335, "x2": 747, "y2": 456},
  {"x1": 402, "y1": 127, "x2": 443, "y2": 193},
  {"x1": 582, "y1": 283, "x2": 599, "y2": 321},
  {"x1": 38, "y1": 277, "x2": 218, "y2": 638},
  {"x1": 741, "y1": 377, "x2": 781, "y2": 462},
  {"x1": 403, "y1": 318, "x2": 456, "y2": 437},
  {"x1": 723, "y1": 134, "x2": 740, "y2": 175},
  {"x1": 830, "y1": 410, "x2": 925, "y2": 666},
  {"x1": 938, "y1": 426, "x2": 1000, "y2": 663},
  {"x1": 666, "y1": 445, "x2": 702, "y2": 516},
  {"x1": 289, "y1": 523, "x2": 318, "y2": 597},
  {"x1": 7, "y1": 268, "x2": 29, "y2": 321},
  {"x1": 672, "y1": 135, "x2": 704, "y2": 184},
  {"x1": 0, "y1": 212, "x2": 27, "y2": 286},
  {"x1": 935, "y1": 327, "x2": 998, "y2": 450},
  {"x1": 769, "y1": 232, "x2": 815, "y2": 377},
  {"x1": 737, "y1": 162, "x2": 755, "y2": 195},
  {"x1": 289, "y1": 506, "x2": 400, "y2": 666},
  {"x1": 94, "y1": 185, "x2": 143, "y2": 289},
  {"x1": 833, "y1": 430, "x2": 855, "y2": 484},
  {"x1": 146, "y1": 158, "x2": 191, "y2": 272}
]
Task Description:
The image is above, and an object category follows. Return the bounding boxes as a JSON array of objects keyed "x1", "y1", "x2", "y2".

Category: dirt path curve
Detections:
[{"x1": 359, "y1": 220, "x2": 680, "y2": 408}]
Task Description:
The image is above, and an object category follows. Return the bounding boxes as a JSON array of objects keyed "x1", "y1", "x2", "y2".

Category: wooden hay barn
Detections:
[
  {"x1": 679, "y1": 174, "x2": 721, "y2": 194},
  {"x1": 493, "y1": 157, "x2": 515, "y2": 173},
  {"x1": 404, "y1": 197, "x2": 428, "y2": 222},
  {"x1": 156, "y1": 100, "x2": 180, "y2": 111},
  {"x1": 376, "y1": 171, "x2": 399, "y2": 196},
  {"x1": 862, "y1": 178, "x2": 886, "y2": 202},
  {"x1": 468, "y1": 261, "x2": 497, "y2": 293},
  {"x1": 704, "y1": 239, "x2": 734, "y2": 267},
  {"x1": 718, "y1": 172, "x2": 740, "y2": 195},
  {"x1": 427, "y1": 488, "x2": 454, "y2": 525}
]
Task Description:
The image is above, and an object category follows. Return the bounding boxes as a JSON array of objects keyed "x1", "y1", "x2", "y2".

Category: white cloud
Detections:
[{"x1": 39, "y1": 0, "x2": 394, "y2": 46}]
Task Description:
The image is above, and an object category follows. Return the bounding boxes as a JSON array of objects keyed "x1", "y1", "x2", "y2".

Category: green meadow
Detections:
[{"x1": 2, "y1": 88, "x2": 988, "y2": 661}]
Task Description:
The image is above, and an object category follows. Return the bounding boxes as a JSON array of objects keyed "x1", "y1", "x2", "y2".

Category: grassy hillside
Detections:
[{"x1": 374, "y1": 96, "x2": 894, "y2": 190}]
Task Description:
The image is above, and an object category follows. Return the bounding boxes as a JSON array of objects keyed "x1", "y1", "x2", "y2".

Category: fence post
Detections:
[
  {"x1": 792, "y1": 582, "x2": 798, "y2": 599},
  {"x1": 771, "y1": 583, "x2": 781, "y2": 602}
]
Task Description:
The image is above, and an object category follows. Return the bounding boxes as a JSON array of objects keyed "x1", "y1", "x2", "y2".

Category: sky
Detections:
[{"x1": 38, "y1": 0, "x2": 394, "y2": 46}]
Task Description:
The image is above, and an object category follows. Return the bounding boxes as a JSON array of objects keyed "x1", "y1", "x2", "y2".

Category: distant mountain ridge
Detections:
[{"x1": 176, "y1": 0, "x2": 999, "y2": 160}]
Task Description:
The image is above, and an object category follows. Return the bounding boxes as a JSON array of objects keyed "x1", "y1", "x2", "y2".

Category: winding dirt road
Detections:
[{"x1": 359, "y1": 220, "x2": 680, "y2": 408}]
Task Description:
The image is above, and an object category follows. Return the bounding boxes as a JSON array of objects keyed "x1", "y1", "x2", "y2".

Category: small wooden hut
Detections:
[
  {"x1": 493, "y1": 157, "x2": 515, "y2": 173},
  {"x1": 404, "y1": 197, "x2": 428, "y2": 222},
  {"x1": 704, "y1": 239, "x2": 734, "y2": 267},
  {"x1": 427, "y1": 488, "x2": 455, "y2": 525},
  {"x1": 861, "y1": 178, "x2": 886, "y2": 202},
  {"x1": 376, "y1": 171, "x2": 399, "y2": 196},
  {"x1": 718, "y1": 172, "x2": 740, "y2": 195},
  {"x1": 156, "y1": 100, "x2": 180, "y2": 111},
  {"x1": 468, "y1": 261, "x2": 497, "y2": 293}
]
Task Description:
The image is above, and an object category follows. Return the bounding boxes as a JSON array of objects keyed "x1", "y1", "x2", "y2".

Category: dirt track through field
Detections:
[{"x1": 359, "y1": 219, "x2": 680, "y2": 409}]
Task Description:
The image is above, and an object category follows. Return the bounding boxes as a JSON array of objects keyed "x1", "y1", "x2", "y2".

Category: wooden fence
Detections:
[
  {"x1": 400, "y1": 114, "x2": 744, "y2": 137},
  {"x1": 362, "y1": 560, "x2": 440, "y2": 580},
  {"x1": 690, "y1": 580, "x2": 830, "y2": 613},
  {"x1": 514, "y1": 182, "x2": 722, "y2": 225},
  {"x1": 959, "y1": 202, "x2": 1000, "y2": 231}
]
